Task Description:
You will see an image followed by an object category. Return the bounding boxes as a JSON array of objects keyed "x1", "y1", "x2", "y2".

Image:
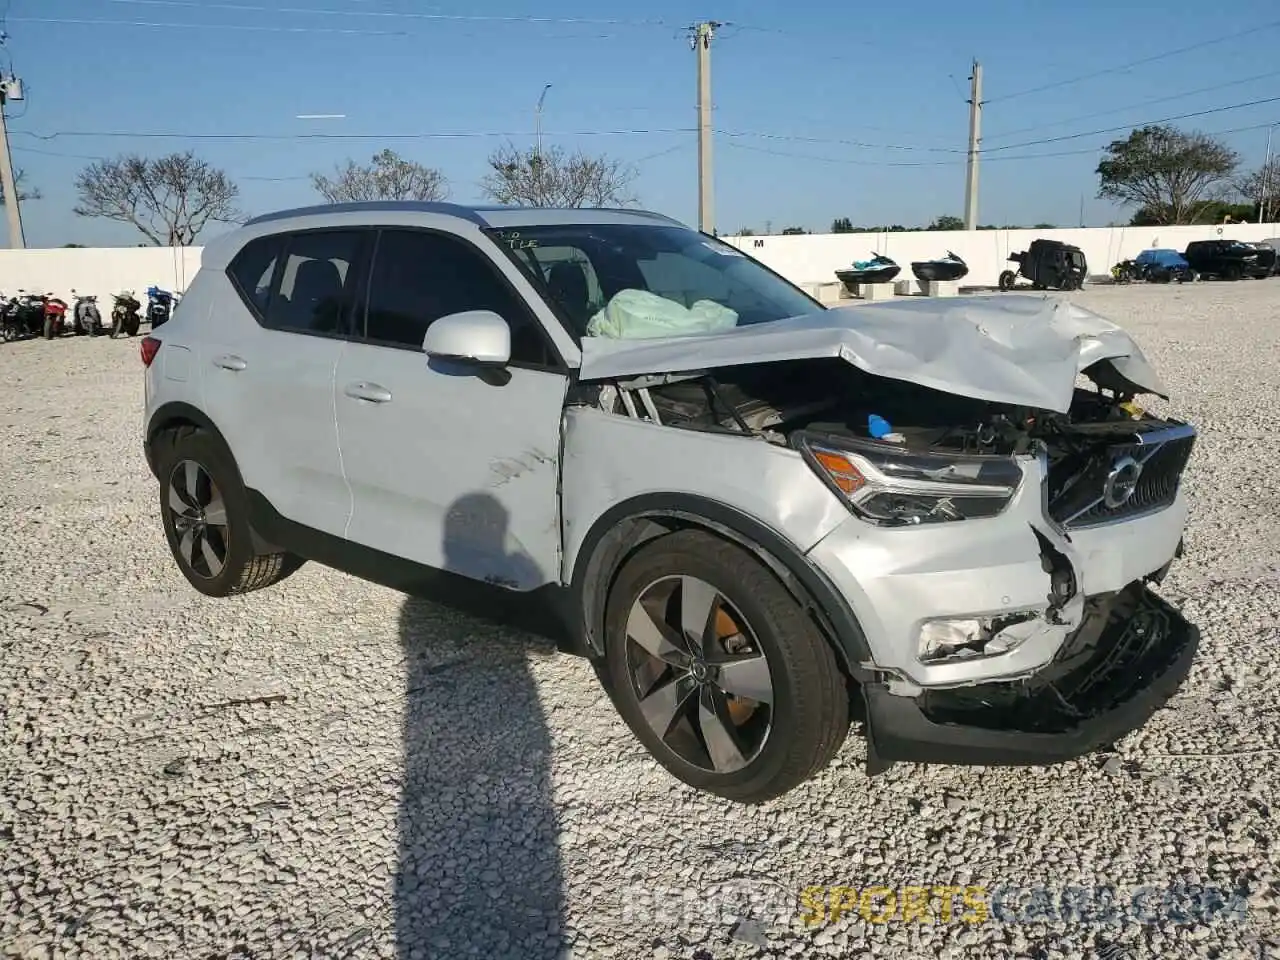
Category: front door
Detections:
[{"x1": 334, "y1": 227, "x2": 568, "y2": 589}]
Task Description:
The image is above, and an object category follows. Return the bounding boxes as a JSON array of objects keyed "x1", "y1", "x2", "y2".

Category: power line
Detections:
[
  {"x1": 986, "y1": 19, "x2": 1280, "y2": 104},
  {"x1": 720, "y1": 119, "x2": 1280, "y2": 169},
  {"x1": 15, "y1": 126, "x2": 696, "y2": 143},
  {"x1": 93, "y1": 0, "x2": 675, "y2": 28},
  {"x1": 984, "y1": 68, "x2": 1280, "y2": 142},
  {"x1": 720, "y1": 131, "x2": 964, "y2": 154},
  {"x1": 9, "y1": 16, "x2": 412, "y2": 36},
  {"x1": 981, "y1": 95, "x2": 1280, "y2": 153}
]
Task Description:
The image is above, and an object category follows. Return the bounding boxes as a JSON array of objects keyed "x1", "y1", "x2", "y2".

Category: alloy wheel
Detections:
[
  {"x1": 624, "y1": 575, "x2": 774, "y2": 774},
  {"x1": 167, "y1": 459, "x2": 230, "y2": 579}
]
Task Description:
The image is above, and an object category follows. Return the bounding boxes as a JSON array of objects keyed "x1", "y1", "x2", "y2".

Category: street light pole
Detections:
[
  {"x1": 1262, "y1": 123, "x2": 1275, "y2": 224},
  {"x1": 535, "y1": 84, "x2": 552, "y2": 162}
]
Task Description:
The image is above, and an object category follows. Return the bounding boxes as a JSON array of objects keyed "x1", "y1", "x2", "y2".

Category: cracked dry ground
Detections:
[{"x1": 2, "y1": 281, "x2": 1279, "y2": 960}]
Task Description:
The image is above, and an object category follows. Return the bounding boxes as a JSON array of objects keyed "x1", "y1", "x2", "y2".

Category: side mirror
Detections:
[{"x1": 422, "y1": 309, "x2": 511, "y2": 366}]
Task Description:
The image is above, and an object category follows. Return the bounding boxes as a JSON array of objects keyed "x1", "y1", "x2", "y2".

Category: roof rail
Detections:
[{"x1": 244, "y1": 200, "x2": 489, "y2": 228}]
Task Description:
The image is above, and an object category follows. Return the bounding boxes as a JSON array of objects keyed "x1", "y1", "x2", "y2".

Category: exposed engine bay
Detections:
[
  {"x1": 574, "y1": 356, "x2": 1196, "y2": 533},
  {"x1": 579, "y1": 357, "x2": 1179, "y2": 454}
]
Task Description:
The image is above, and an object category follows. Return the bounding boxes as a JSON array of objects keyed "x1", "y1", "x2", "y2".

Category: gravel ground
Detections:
[{"x1": 2, "y1": 281, "x2": 1279, "y2": 960}]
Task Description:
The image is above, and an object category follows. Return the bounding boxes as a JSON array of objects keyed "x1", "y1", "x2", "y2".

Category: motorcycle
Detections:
[
  {"x1": 145, "y1": 286, "x2": 176, "y2": 330},
  {"x1": 1110, "y1": 260, "x2": 1139, "y2": 284},
  {"x1": 1, "y1": 290, "x2": 50, "y2": 341},
  {"x1": 42, "y1": 294, "x2": 69, "y2": 339},
  {"x1": 71, "y1": 290, "x2": 104, "y2": 336},
  {"x1": 111, "y1": 291, "x2": 142, "y2": 338}
]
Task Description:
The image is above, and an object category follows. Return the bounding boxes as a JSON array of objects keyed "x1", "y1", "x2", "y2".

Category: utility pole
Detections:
[
  {"x1": 691, "y1": 21, "x2": 719, "y2": 235},
  {"x1": 963, "y1": 59, "x2": 983, "y2": 231},
  {"x1": 0, "y1": 53, "x2": 26, "y2": 249}
]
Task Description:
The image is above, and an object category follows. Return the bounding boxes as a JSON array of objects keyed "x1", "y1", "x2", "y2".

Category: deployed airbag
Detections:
[{"x1": 584, "y1": 289, "x2": 739, "y2": 340}]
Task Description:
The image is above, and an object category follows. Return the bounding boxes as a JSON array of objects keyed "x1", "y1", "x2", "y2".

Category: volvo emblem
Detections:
[{"x1": 1103, "y1": 455, "x2": 1143, "y2": 508}]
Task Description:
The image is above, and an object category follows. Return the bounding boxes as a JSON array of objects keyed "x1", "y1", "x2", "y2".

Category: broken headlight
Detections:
[{"x1": 796, "y1": 433, "x2": 1025, "y2": 526}]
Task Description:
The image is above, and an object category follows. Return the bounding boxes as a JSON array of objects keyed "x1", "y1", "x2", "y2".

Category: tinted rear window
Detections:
[{"x1": 228, "y1": 235, "x2": 283, "y2": 319}]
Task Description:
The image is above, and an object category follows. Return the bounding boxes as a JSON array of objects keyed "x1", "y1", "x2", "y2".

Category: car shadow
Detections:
[{"x1": 393, "y1": 492, "x2": 566, "y2": 960}]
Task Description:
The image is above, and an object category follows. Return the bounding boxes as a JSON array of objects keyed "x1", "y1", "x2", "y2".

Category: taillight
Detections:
[{"x1": 140, "y1": 336, "x2": 161, "y2": 367}]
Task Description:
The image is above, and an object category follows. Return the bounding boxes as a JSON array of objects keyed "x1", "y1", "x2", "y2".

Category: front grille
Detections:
[{"x1": 1046, "y1": 424, "x2": 1195, "y2": 529}]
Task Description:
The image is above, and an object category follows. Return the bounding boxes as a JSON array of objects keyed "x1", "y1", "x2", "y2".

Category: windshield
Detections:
[{"x1": 486, "y1": 223, "x2": 823, "y2": 342}]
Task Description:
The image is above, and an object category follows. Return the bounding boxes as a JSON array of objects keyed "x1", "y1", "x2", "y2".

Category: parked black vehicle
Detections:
[
  {"x1": 1245, "y1": 242, "x2": 1277, "y2": 277},
  {"x1": 1182, "y1": 239, "x2": 1261, "y2": 280},
  {"x1": 111, "y1": 291, "x2": 142, "y2": 338},
  {"x1": 1263, "y1": 238, "x2": 1280, "y2": 275},
  {"x1": 998, "y1": 239, "x2": 1088, "y2": 292},
  {"x1": 71, "y1": 290, "x2": 104, "y2": 336}
]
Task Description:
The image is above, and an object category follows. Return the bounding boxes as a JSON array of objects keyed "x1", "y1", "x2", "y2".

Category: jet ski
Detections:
[
  {"x1": 835, "y1": 252, "x2": 901, "y2": 290},
  {"x1": 910, "y1": 250, "x2": 969, "y2": 283}
]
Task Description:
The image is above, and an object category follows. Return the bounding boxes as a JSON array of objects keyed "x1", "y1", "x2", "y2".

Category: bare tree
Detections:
[
  {"x1": 0, "y1": 168, "x2": 41, "y2": 204},
  {"x1": 1235, "y1": 158, "x2": 1280, "y2": 219},
  {"x1": 480, "y1": 141, "x2": 637, "y2": 207},
  {"x1": 73, "y1": 152, "x2": 241, "y2": 246},
  {"x1": 310, "y1": 149, "x2": 449, "y2": 203},
  {"x1": 1096, "y1": 125, "x2": 1239, "y2": 225}
]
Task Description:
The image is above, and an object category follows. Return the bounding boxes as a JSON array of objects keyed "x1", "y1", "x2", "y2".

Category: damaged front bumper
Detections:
[
  {"x1": 804, "y1": 450, "x2": 1198, "y2": 769},
  {"x1": 861, "y1": 584, "x2": 1198, "y2": 769}
]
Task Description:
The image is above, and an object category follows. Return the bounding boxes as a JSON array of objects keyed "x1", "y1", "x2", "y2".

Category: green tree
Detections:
[
  {"x1": 928, "y1": 215, "x2": 965, "y2": 231},
  {"x1": 1097, "y1": 125, "x2": 1239, "y2": 225},
  {"x1": 831, "y1": 217, "x2": 854, "y2": 233},
  {"x1": 781, "y1": 226, "x2": 808, "y2": 235}
]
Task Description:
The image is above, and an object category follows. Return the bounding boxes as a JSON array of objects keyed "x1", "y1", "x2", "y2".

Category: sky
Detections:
[{"x1": 4, "y1": 0, "x2": 1280, "y2": 248}]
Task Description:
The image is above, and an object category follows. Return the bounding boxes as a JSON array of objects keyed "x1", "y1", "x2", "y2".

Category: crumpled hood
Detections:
[{"x1": 576, "y1": 294, "x2": 1167, "y2": 414}]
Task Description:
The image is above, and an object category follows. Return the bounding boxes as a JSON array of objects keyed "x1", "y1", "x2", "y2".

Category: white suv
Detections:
[{"x1": 141, "y1": 201, "x2": 1200, "y2": 803}]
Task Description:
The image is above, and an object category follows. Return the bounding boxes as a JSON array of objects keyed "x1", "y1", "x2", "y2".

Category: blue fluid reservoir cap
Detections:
[{"x1": 868, "y1": 414, "x2": 892, "y2": 439}]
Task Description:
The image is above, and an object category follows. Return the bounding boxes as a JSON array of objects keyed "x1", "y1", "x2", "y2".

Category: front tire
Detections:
[
  {"x1": 600, "y1": 529, "x2": 849, "y2": 803},
  {"x1": 997, "y1": 270, "x2": 1016, "y2": 292},
  {"x1": 155, "y1": 426, "x2": 305, "y2": 598}
]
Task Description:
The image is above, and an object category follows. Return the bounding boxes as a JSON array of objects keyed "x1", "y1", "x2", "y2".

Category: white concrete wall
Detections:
[
  {"x1": 0, "y1": 220, "x2": 1276, "y2": 310},
  {"x1": 0, "y1": 247, "x2": 203, "y2": 307},
  {"x1": 722, "y1": 222, "x2": 1280, "y2": 289}
]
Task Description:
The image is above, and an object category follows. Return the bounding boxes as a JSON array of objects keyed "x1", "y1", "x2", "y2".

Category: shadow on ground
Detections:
[{"x1": 393, "y1": 492, "x2": 566, "y2": 960}]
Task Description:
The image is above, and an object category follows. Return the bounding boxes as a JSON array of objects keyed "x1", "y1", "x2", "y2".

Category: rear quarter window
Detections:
[{"x1": 227, "y1": 235, "x2": 283, "y2": 320}]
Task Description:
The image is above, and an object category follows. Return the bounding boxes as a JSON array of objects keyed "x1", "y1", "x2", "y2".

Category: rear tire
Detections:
[
  {"x1": 600, "y1": 529, "x2": 849, "y2": 804},
  {"x1": 42, "y1": 315, "x2": 55, "y2": 339},
  {"x1": 155, "y1": 426, "x2": 305, "y2": 598}
]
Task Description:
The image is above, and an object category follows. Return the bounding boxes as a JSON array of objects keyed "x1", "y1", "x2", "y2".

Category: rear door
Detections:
[
  {"x1": 199, "y1": 228, "x2": 369, "y2": 538},
  {"x1": 333, "y1": 226, "x2": 568, "y2": 588}
]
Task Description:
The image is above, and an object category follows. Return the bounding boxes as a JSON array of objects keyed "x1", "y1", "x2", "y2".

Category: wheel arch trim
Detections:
[
  {"x1": 145, "y1": 402, "x2": 232, "y2": 477},
  {"x1": 567, "y1": 493, "x2": 873, "y2": 676}
]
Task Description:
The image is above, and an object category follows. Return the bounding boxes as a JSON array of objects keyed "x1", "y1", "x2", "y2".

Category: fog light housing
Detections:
[{"x1": 918, "y1": 612, "x2": 1041, "y2": 663}]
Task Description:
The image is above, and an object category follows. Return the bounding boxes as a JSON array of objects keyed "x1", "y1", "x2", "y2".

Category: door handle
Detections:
[
  {"x1": 213, "y1": 354, "x2": 247, "y2": 371},
  {"x1": 343, "y1": 381, "x2": 393, "y2": 404}
]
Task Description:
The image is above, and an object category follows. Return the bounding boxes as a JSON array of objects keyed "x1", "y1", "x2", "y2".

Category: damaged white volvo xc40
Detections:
[{"x1": 141, "y1": 202, "x2": 1199, "y2": 803}]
